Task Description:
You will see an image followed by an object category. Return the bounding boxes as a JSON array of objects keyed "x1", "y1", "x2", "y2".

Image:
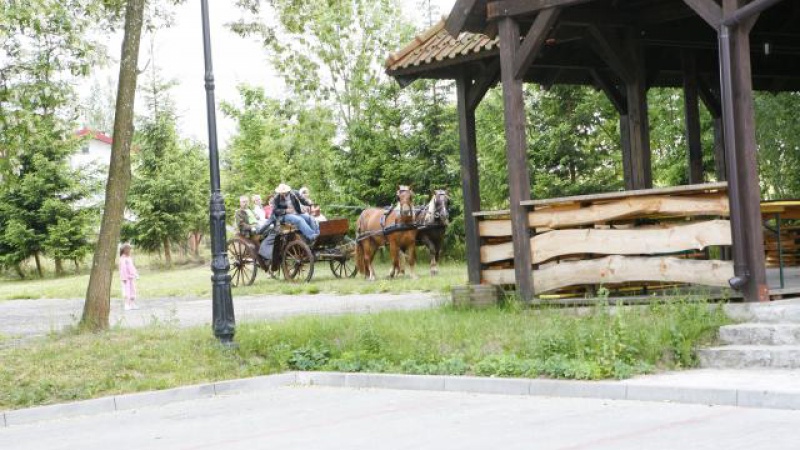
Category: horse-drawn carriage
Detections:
[{"x1": 226, "y1": 218, "x2": 357, "y2": 286}]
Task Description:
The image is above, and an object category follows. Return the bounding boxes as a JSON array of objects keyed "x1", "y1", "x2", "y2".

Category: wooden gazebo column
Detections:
[
  {"x1": 498, "y1": 16, "x2": 534, "y2": 301},
  {"x1": 698, "y1": 81, "x2": 726, "y2": 181},
  {"x1": 682, "y1": 51, "x2": 704, "y2": 184},
  {"x1": 684, "y1": 0, "x2": 771, "y2": 302},
  {"x1": 456, "y1": 71, "x2": 494, "y2": 285},
  {"x1": 589, "y1": 27, "x2": 653, "y2": 190}
]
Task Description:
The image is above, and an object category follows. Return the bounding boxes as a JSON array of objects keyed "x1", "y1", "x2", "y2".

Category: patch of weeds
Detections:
[
  {"x1": 400, "y1": 357, "x2": 469, "y2": 376},
  {"x1": 287, "y1": 345, "x2": 331, "y2": 370}
]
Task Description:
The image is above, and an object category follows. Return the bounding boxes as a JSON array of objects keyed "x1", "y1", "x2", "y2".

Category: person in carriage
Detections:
[
  {"x1": 235, "y1": 195, "x2": 259, "y2": 237},
  {"x1": 299, "y1": 186, "x2": 327, "y2": 222},
  {"x1": 270, "y1": 183, "x2": 320, "y2": 243}
]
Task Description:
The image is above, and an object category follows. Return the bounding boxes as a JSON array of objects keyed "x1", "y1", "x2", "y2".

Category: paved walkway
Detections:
[
  {"x1": 0, "y1": 292, "x2": 443, "y2": 340},
  {"x1": 2, "y1": 384, "x2": 799, "y2": 450}
]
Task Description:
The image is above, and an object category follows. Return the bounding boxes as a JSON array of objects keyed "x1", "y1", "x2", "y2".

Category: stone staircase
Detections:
[{"x1": 699, "y1": 299, "x2": 800, "y2": 369}]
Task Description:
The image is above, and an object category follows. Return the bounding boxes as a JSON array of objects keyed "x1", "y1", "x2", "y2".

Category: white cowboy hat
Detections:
[{"x1": 275, "y1": 183, "x2": 292, "y2": 194}]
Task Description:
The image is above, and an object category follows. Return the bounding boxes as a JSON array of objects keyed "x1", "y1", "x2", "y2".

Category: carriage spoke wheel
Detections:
[
  {"x1": 330, "y1": 237, "x2": 357, "y2": 278},
  {"x1": 282, "y1": 240, "x2": 314, "y2": 283},
  {"x1": 227, "y1": 239, "x2": 257, "y2": 287}
]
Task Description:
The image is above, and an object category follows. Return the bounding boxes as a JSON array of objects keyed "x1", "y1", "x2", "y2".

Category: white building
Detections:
[
  {"x1": 71, "y1": 128, "x2": 113, "y2": 208},
  {"x1": 71, "y1": 128, "x2": 113, "y2": 172}
]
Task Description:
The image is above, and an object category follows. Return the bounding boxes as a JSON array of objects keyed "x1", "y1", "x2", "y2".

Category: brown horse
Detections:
[
  {"x1": 355, "y1": 187, "x2": 418, "y2": 280},
  {"x1": 414, "y1": 190, "x2": 450, "y2": 276}
]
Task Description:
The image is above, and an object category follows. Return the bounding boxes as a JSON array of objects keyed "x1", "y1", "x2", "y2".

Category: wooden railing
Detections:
[{"x1": 476, "y1": 183, "x2": 734, "y2": 295}]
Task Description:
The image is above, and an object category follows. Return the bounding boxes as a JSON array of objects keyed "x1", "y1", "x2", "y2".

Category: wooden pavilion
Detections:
[{"x1": 385, "y1": 0, "x2": 800, "y2": 303}]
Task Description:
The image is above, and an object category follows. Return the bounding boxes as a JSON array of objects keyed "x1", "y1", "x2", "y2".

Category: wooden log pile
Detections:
[
  {"x1": 476, "y1": 183, "x2": 734, "y2": 296},
  {"x1": 764, "y1": 225, "x2": 800, "y2": 268}
]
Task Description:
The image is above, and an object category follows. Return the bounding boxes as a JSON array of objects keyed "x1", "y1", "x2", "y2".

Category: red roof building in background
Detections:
[{"x1": 75, "y1": 127, "x2": 113, "y2": 145}]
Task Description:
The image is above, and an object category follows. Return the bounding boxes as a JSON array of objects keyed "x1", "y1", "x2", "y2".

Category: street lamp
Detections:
[{"x1": 200, "y1": 0, "x2": 235, "y2": 345}]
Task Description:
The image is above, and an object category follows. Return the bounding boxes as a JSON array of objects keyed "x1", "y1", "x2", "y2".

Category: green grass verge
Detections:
[
  {"x1": 0, "y1": 260, "x2": 465, "y2": 301},
  {"x1": 0, "y1": 301, "x2": 728, "y2": 410}
]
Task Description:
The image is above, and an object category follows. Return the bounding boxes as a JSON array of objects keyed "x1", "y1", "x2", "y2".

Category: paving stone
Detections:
[
  {"x1": 114, "y1": 384, "x2": 215, "y2": 411},
  {"x1": 625, "y1": 385, "x2": 737, "y2": 406},
  {"x1": 214, "y1": 373, "x2": 297, "y2": 394},
  {"x1": 444, "y1": 376, "x2": 531, "y2": 395},
  {"x1": 529, "y1": 380, "x2": 627, "y2": 400}
]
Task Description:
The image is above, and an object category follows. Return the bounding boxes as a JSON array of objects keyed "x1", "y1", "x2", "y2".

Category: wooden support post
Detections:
[
  {"x1": 498, "y1": 17, "x2": 534, "y2": 302},
  {"x1": 589, "y1": 68, "x2": 634, "y2": 189},
  {"x1": 456, "y1": 75, "x2": 483, "y2": 285},
  {"x1": 625, "y1": 30, "x2": 652, "y2": 190},
  {"x1": 699, "y1": 79, "x2": 726, "y2": 182},
  {"x1": 719, "y1": 0, "x2": 768, "y2": 302},
  {"x1": 713, "y1": 117, "x2": 726, "y2": 181},
  {"x1": 682, "y1": 51, "x2": 704, "y2": 184}
]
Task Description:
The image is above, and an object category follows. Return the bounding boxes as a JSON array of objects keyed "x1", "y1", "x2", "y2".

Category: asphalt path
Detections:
[
  {"x1": 2, "y1": 385, "x2": 798, "y2": 450},
  {"x1": 0, "y1": 292, "x2": 443, "y2": 341}
]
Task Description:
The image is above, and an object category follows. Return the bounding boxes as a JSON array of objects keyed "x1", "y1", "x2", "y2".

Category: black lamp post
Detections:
[{"x1": 201, "y1": 0, "x2": 235, "y2": 344}]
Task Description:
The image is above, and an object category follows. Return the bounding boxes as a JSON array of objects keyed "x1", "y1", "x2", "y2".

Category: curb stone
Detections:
[{"x1": 4, "y1": 371, "x2": 800, "y2": 427}]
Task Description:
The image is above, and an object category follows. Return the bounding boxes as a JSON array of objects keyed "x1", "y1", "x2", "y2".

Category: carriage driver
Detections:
[{"x1": 270, "y1": 183, "x2": 320, "y2": 243}]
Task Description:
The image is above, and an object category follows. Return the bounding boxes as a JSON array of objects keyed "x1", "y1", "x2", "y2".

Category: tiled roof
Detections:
[
  {"x1": 75, "y1": 128, "x2": 113, "y2": 145},
  {"x1": 385, "y1": 19, "x2": 497, "y2": 73}
]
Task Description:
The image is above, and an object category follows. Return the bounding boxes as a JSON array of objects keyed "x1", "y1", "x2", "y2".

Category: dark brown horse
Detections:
[
  {"x1": 414, "y1": 190, "x2": 450, "y2": 276},
  {"x1": 355, "y1": 187, "x2": 418, "y2": 280}
]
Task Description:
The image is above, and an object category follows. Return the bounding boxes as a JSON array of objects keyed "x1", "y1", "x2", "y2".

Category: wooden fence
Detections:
[{"x1": 476, "y1": 183, "x2": 734, "y2": 296}]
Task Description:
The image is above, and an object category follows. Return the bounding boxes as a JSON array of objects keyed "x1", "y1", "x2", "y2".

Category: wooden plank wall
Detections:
[{"x1": 477, "y1": 185, "x2": 734, "y2": 296}]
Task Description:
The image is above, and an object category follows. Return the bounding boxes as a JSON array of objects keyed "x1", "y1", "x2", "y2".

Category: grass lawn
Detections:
[
  {"x1": 0, "y1": 301, "x2": 728, "y2": 410},
  {"x1": 0, "y1": 256, "x2": 466, "y2": 301}
]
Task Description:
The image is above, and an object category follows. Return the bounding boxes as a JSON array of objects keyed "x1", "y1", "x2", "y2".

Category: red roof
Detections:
[{"x1": 75, "y1": 128, "x2": 113, "y2": 145}]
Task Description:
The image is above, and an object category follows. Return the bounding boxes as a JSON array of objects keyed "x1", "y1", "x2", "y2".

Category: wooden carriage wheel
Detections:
[
  {"x1": 282, "y1": 240, "x2": 315, "y2": 283},
  {"x1": 227, "y1": 239, "x2": 257, "y2": 287},
  {"x1": 330, "y1": 237, "x2": 357, "y2": 278}
]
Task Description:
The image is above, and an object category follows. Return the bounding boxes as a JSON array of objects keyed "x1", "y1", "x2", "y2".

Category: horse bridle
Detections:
[
  {"x1": 432, "y1": 190, "x2": 449, "y2": 224},
  {"x1": 396, "y1": 188, "x2": 414, "y2": 219}
]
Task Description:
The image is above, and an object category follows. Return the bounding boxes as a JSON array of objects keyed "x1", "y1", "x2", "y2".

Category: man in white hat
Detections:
[{"x1": 270, "y1": 183, "x2": 319, "y2": 242}]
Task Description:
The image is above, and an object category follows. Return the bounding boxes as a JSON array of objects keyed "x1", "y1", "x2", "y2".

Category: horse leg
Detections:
[
  {"x1": 367, "y1": 241, "x2": 377, "y2": 281},
  {"x1": 422, "y1": 235, "x2": 437, "y2": 276},
  {"x1": 407, "y1": 240, "x2": 418, "y2": 280},
  {"x1": 389, "y1": 241, "x2": 400, "y2": 278}
]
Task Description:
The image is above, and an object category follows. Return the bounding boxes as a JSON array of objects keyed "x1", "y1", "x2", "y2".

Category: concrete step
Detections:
[
  {"x1": 719, "y1": 323, "x2": 800, "y2": 346},
  {"x1": 725, "y1": 300, "x2": 800, "y2": 324},
  {"x1": 698, "y1": 345, "x2": 800, "y2": 369}
]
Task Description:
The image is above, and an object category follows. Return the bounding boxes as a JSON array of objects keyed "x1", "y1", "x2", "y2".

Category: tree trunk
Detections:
[
  {"x1": 163, "y1": 236, "x2": 172, "y2": 267},
  {"x1": 81, "y1": 0, "x2": 145, "y2": 332},
  {"x1": 193, "y1": 233, "x2": 203, "y2": 258},
  {"x1": 34, "y1": 252, "x2": 43, "y2": 278},
  {"x1": 55, "y1": 258, "x2": 64, "y2": 277},
  {"x1": 73, "y1": 259, "x2": 80, "y2": 272}
]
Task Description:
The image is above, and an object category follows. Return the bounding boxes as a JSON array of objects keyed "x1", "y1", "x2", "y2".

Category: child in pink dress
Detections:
[{"x1": 119, "y1": 243, "x2": 140, "y2": 310}]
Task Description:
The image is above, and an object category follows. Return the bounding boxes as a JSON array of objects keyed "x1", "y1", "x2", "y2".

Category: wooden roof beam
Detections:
[
  {"x1": 723, "y1": 0, "x2": 786, "y2": 27},
  {"x1": 468, "y1": 63, "x2": 501, "y2": 110},
  {"x1": 682, "y1": 0, "x2": 723, "y2": 28},
  {"x1": 515, "y1": 8, "x2": 561, "y2": 79},
  {"x1": 486, "y1": 0, "x2": 592, "y2": 20},
  {"x1": 587, "y1": 26, "x2": 634, "y2": 83},
  {"x1": 590, "y1": 68, "x2": 627, "y2": 114},
  {"x1": 445, "y1": 0, "x2": 485, "y2": 36}
]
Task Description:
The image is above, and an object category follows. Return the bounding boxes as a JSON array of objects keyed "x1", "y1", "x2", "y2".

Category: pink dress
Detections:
[{"x1": 119, "y1": 255, "x2": 139, "y2": 299}]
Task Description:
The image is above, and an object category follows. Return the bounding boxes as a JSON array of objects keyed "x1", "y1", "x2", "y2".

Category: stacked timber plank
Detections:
[
  {"x1": 476, "y1": 183, "x2": 734, "y2": 296},
  {"x1": 761, "y1": 201, "x2": 800, "y2": 268}
]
